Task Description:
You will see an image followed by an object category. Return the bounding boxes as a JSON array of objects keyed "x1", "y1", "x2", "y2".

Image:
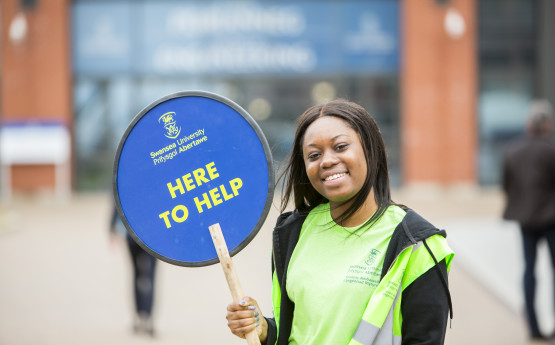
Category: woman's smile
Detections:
[
  {"x1": 323, "y1": 172, "x2": 348, "y2": 181},
  {"x1": 322, "y1": 172, "x2": 350, "y2": 188}
]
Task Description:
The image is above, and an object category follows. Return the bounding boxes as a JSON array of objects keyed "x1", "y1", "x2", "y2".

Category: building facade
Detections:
[{"x1": 1, "y1": 0, "x2": 552, "y2": 194}]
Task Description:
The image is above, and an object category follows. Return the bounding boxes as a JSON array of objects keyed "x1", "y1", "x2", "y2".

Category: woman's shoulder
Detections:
[
  {"x1": 376, "y1": 204, "x2": 408, "y2": 227},
  {"x1": 392, "y1": 207, "x2": 447, "y2": 242},
  {"x1": 274, "y1": 209, "x2": 309, "y2": 229},
  {"x1": 385, "y1": 204, "x2": 408, "y2": 218},
  {"x1": 273, "y1": 203, "x2": 328, "y2": 235}
]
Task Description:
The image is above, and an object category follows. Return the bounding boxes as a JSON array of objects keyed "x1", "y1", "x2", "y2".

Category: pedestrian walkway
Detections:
[{"x1": 0, "y1": 188, "x2": 551, "y2": 344}]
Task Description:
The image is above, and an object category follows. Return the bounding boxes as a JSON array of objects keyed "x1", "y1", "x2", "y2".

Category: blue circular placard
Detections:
[{"x1": 113, "y1": 91, "x2": 274, "y2": 267}]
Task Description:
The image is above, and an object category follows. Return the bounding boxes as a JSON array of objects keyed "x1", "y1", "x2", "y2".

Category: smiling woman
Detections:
[{"x1": 225, "y1": 99, "x2": 455, "y2": 345}]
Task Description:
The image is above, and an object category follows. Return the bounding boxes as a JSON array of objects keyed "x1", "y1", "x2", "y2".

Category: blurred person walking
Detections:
[
  {"x1": 110, "y1": 206, "x2": 158, "y2": 337},
  {"x1": 502, "y1": 99, "x2": 555, "y2": 341}
]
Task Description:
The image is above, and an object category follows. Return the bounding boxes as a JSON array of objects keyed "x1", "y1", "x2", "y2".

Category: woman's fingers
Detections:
[
  {"x1": 227, "y1": 317, "x2": 257, "y2": 338},
  {"x1": 226, "y1": 297, "x2": 261, "y2": 338},
  {"x1": 227, "y1": 309, "x2": 257, "y2": 320}
]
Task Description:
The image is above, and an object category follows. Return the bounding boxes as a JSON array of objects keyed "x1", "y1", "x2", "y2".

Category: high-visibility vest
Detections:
[
  {"x1": 271, "y1": 234, "x2": 454, "y2": 345},
  {"x1": 349, "y1": 235, "x2": 454, "y2": 345}
]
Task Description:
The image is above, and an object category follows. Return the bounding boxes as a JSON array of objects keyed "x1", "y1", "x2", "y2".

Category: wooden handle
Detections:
[{"x1": 209, "y1": 223, "x2": 261, "y2": 345}]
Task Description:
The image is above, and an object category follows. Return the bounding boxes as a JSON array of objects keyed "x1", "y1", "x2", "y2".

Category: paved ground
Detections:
[{"x1": 0, "y1": 188, "x2": 553, "y2": 345}]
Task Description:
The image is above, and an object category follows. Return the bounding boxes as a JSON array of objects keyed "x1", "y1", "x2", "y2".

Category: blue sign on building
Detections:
[{"x1": 73, "y1": 1, "x2": 399, "y2": 76}]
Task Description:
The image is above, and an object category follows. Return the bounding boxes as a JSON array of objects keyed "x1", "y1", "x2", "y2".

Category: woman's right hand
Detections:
[{"x1": 226, "y1": 296, "x2": 268, "y2": 344}]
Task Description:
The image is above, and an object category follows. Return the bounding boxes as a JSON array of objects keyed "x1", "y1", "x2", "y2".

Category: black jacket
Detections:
[
  {"x1": 503, "y1": 136, "x2": 555, "y2": 229},
  {"x1": 264, "y1": 209, "x2": 452, "y2": 345}
]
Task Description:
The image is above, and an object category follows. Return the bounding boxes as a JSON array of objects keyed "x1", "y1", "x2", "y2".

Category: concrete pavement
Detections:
[{"x1": 0, "y1": 188, "x2": 552, "y2": 344}]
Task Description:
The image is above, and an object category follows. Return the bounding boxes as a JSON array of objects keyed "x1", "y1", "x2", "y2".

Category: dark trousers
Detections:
[
  {"x1": 520, "y1": 226, "x2": 555, "y2": 336},
  {"x1": 127, "y1": 235, "x2": 157, "y2": 317}
]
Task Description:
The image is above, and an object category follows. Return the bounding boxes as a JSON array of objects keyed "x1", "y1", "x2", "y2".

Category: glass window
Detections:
[
  {"x1": 72, "y1": 0, "x2": 401, "y2": 190},
  {"x1": 478, "y1": 0, "x2": 538, "y2": 185}
]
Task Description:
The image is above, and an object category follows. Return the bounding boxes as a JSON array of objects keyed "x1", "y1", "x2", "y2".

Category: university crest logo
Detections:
[
  {"x1": 365, "y1": 248, "x2": 380, "y2": 266},
  {"x1": 159, "y1": 111, "x2": 181, "y2": 139}
]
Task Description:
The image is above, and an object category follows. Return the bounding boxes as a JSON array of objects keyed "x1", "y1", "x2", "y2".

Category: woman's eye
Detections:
[
  {"x1": 335, "y1": 143, "x2": 349, "y2": 151},
  {"x1": 307, "y1": 152, "x2": 320, "y2": 160}
]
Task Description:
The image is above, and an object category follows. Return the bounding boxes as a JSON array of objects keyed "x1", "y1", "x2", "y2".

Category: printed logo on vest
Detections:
[
  {"x1": 365, "y1": 248, "x2": 381, "y2": 266},
  {"x1": 344, "y1": 248, "x2": 382, "y2": 287}
]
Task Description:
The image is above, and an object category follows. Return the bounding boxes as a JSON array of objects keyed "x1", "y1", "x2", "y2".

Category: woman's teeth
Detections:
[{"x1": 324, "y1": 173, "x2": 347, "y2": 181}]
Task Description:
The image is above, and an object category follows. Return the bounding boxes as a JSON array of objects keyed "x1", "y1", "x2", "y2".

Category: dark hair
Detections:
[{"x1": 278, "y1": 99, "x2": 394, "y2": 228}]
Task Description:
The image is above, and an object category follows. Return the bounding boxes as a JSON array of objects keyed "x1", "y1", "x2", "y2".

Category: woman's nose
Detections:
[{"x1": 320, "y1": 150, "x2": 339, "y2": 168}]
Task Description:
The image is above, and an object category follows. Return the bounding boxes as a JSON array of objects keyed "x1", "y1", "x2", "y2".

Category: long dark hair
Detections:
[{"x1": 278, "y1": 99, "x2": 393, "y2": 229}]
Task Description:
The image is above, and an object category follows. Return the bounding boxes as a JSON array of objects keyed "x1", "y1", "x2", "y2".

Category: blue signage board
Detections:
[
  {"x1": 72, "y1": 2, "x2": 134, "y2": 75},
  {"x1": 73, "y1": 1, "x2": 399, "y2": 76},
  {"x1": 113, "y1": 91, "x2": 274, "y2": 266}
]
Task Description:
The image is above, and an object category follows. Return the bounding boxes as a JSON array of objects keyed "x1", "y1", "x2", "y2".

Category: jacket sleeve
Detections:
[
  {"x1": 264, "y1": 317, "x2": 277, "y2": 345},
  {"x1": 265, "y1": 250, "x2": 277, "y2": 345},
  {"x1": 400, "y1": 259, "x2": 450, "y2": 345}
]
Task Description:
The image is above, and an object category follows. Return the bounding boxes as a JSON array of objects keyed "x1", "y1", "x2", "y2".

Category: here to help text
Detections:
[{"x1": 157, "y1": 161, "x2": 243, "y2": 229}]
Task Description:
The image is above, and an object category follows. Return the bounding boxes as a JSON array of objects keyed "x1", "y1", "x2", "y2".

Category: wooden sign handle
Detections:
[{"x1": 209, "y1": 223, "x2": 261, "y2": 345}]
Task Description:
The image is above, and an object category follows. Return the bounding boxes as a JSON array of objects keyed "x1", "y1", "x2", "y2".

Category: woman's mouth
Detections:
[{"x1": 323, "y1": 172, "x2": 348, "y2": 181}]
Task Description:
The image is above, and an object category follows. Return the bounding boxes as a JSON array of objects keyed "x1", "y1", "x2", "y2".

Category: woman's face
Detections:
[{"x1": 302, "y1": 116, "x2": 368, "y2": 205}]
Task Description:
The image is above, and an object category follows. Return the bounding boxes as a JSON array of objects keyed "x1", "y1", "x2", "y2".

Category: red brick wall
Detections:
[
  {"x1": 1, "y1": 0, "x2": 72, "y2": 191},
  {"x1": 401, "y1": 0, "x2": 477, "y2": 185}
]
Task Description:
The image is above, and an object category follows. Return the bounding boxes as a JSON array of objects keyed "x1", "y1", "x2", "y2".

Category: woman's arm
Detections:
[{"x1": 400, "y1": 259, "x2": 450, "y2": 345}]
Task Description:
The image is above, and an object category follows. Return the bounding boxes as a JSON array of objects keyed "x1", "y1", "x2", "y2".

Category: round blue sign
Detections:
[{"x1": 113, "y1": 91, "x2": 274, "y2": 267}]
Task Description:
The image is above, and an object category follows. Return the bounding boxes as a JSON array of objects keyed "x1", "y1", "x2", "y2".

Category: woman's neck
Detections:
[{"x1": 329, "y1": 190, "x2": 379, "y2": 228}]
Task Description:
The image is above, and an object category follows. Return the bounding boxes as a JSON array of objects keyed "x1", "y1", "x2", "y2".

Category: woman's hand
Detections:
[{"x1": 226, "y1": 296, "x2": 268, "y2": 344}]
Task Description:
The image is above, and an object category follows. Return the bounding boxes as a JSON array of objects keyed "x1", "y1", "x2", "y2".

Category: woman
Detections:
[
  {"x1": 227, "y1": 99, "x2": 454, "y2": 345},
  {"x1": 110, "y1": 207, "x2": 157, "y2": 336}
]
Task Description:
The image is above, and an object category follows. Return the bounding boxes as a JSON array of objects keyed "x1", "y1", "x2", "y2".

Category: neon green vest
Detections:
[
  {"x1": 271, "y1": 234, "x2": 454, "y2": 345},
  {"x1": 349, "y1": 235, "x2": 453, "y2": 345}
]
